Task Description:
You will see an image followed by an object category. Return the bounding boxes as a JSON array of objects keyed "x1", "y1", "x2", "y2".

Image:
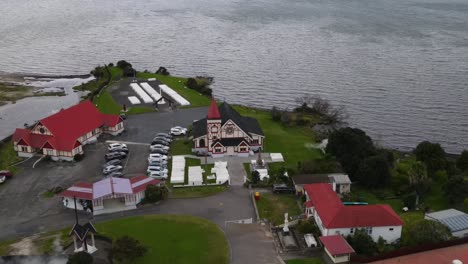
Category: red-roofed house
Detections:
[
  {"x1": 304, "y1": 183, "x2": 403, "y2": 243},
  {"x1": 59, "y1": 175, "x2": 162, "y2": 215},
  {"x1": 320, "y1": 235, "x2": 355, "y2": 263},
  {"x1": 12, "y1": 100, "x2": 124, "y2": 161}
]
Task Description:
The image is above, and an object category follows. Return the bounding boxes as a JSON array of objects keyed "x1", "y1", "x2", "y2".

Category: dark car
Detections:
[
  {"x1": 0, "y1": 170, "x2": 13, "y2": 179},
  {"x1": 153, "y1": 136, "x2": 171, "y2": 143},
  {"x1": 105, "y1": 152, "x2": 127, "y2": 161},
  {"x1": 109, "y1": 147, "x2": 129, "y2": 154},
  {"x1": 272, "y1": 184, "x2": 295, "y2": 194},
  {"x1": 103, "y1": 159, "x2": 122, "y2": 168},
  {"x1": 151, "y1": 148, "x2": 168, "y2": 155},
  {"x1": 194, "y1": 150, "x2": 209, "y2": 157},
  {"x1": 155, "y1": 133, "x2": 172, "y2": 139},
  {"x1": 151, "y1": 139, "x2": 170, "y2": 146}
]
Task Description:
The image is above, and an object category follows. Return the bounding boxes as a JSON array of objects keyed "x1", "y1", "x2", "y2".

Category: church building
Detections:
[{"x1": 192, "y1": 99, "x2": 264, "y2": 157}]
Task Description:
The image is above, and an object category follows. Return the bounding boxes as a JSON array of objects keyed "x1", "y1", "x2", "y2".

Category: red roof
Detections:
[
  {"x1": 304, "y1": 184, "x2": 403, "y2": 228},
  {"x1": 59, "y1": 182, "x2": 93, "y2": 200},
  {"x1": 320, "y1": 235, "x2": 355, "y2": 255},
  {"x1": 207, "y1": 98, "x2": 221, "y2": 119},
  {"x1": 12, "y1": 101, "x2": 122, "y2": 151},
  {"x1": 130, "y1": 175, "x2": 161, "y2": 193}
]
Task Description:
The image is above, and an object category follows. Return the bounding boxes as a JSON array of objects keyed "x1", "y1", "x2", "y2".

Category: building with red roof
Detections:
[
  {"x1": 192, "y1": 98, "x2": 264, "y2": 157},
  {"x1": 304, "y1": 183, "x2": 403, "y2": 243},
  {"x1": 319, "y1": 235, "x2": 355, "y2": 263},
  {"x1": 60, "y1": 175, "x2": 162, "y2": 215},
  {"x1": 12, "y1": 100, "x2": 124, "y2": 161}
]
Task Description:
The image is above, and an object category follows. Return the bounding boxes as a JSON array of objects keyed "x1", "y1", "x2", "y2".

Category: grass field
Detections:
[
  {"x1": 170, "y1": 139, "x2": 193, "y2": 156},
  {"x1": 233, "y1": 105, "x2": 323, "y2": 168},
  {"x1": 286, "y1": 258, "x2": 324, "y2": 264},
  {"x1": 136, "y1": 72, "x2": 211, "y2": 107},
  {"x1": 0, "y1": 141, "x2": 21, "y2": 173},
  {"x1": 256, "y1": 193, "x2": 302, "y2": 225},
  {"x1": 96, "y1": 215, "x2": 228, "y2": 264},
  {"x1": 171, "y1": 185, "x2": 228, "y2": 198}
]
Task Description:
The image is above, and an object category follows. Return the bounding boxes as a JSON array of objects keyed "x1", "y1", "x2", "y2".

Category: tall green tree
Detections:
[
  {"x1": 414, "y1": 141, "x2": 446, "y2": 176},
  {"x1": 457, "y1": 150, "x2": 468, "y2": 172},
  {"x1": 346, "y1": 229, "x2": 378, "y2": 256},
  {"x1": 444, "y1": 175, "x2": 468, "y2": 204},
  {"x1": 403, "y1": 219, "x2": 452, "y2": 247},
  {"x1": 326, "y1": 128, "x2": 376, "y2": 179},
  {"x1": 356, "y1": 154, "x2": 391, "y2": 187},
  {"x1": 407, "y1": 160, "x2": 431, "y2": 205}
]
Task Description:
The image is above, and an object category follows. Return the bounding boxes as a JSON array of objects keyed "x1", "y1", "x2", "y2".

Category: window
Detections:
[
  {"x1": 215, "y1": 147, "x2": 222, "y2": 153},
  {"x1": 252, "y1": 139, "x2": 259, "y2": 144},
  {"x1": 211, "y1": 126, "x2": 218, "y2": 133},
  {"x1": 350, "y1": 228, "x2": 354, "y2": 234},
  {"x1": 21, "y1": 146, "x2": 28, "y2": 152},
  {"x1": 365, "y1": 227, "x2": 373, "y2": 235},
  {"x1": 46, "y1": 149, "x2": 54, "y2": 155},
  {"x1": 213, "y1": 136, "x2": 217, "y2": 140},
  {"x1": 226, "y1": 126, "x2": 234, "y2": 134},
  {"x1": 389, "y1": 228, "x2": 394, "y2": 231},
  {"x1": 199, "y1": 139, "x2": 205, "y2": 148}
]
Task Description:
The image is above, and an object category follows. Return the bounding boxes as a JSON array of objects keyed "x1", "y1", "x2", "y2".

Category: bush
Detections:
[
  {"x1": 464, "y1": 197, "x2": 468, "y2": 213},
  {"x1": 251, "y1": 170, "x2": 260, "y2": 184},
  {"x1": 112, "y1": 236, "x2": 147, "y2": 264},
  {"x1": 296, "y1": 220, "x2": 319, "y2": 235},
  {"x1": 444, "y1": 175, "x2": 468, "y2": 204},
  {"x1": 414, "y1": 141, "x2": 447, "y2": 176},
  {"x1": 67, "y1": 251, "x2": 93, "y2": 264},
  {"x1": 116, "y1": 60, "x2": 132, "y2": 69},
  {"x1": 185, "y1": 77, "x2": 212, "y2": 96},
  {"x1": 457, "y1": 150, "x2": 468, "y2": 172},
  {"x1": 403, "y1": 219, "x2": 452, "y2": 247},
  {"x1": 74, "y1": 154, "x2": 84, "y2": 162},
  {"x1": 155, "y1": 66, "x2": 170, "y2": 75},
  {"x1": 270, "y1": 107, "x2": 282, "y2": 121},
  {"x1": 346, "y1": 229, "x2": 379, "y2": 256},
  {"x1": 144, "y1": 185, "x2": 168, "y2": 203}
]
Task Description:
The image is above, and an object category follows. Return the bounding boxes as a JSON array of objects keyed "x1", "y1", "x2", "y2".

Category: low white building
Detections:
[
  {"x1": 319, "y1": 235, "x2": 354, "y2": 263},
  {"x1": 425, "y1": 209, "x2": 468, "y2": 238},
  {"x1": 304, "y1": 184, "x2": 403, "y2": 243},
  {"x1": 60, "y1": 176, "x2": 162, "y2": 215}
]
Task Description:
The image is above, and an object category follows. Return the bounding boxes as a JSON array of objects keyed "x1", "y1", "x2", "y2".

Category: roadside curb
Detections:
[{"x1": 250, "y1": 191, "x2": 260, "y2": 222}]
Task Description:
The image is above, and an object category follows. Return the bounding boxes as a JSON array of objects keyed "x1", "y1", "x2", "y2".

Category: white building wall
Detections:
[
  {"x1": 325, "y1": 226, "x2": 402, "y2": 243},
  {"x1": 453, "y1": 229, "x2": 468, "y2": 238},
  {"x1": 324, "y1": 248, "x2": 350, "y2": 264}
]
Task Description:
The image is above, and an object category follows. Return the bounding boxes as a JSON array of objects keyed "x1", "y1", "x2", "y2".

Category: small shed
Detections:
[
  {"x1": 320, "y1": 235, "x2": 355, "y2": 263},
  {"x1": 329, "y1": 173, "x2": 351, "y2": 194},
  {"x1": 425, "y1": 209, "x2": 468, "y2": 238}
]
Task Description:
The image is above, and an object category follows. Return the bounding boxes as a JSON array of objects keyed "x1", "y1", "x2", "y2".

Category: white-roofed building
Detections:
[
  {"x1": 425, "y1": 209, "x2": 468, "y2": 238},
  {"x1": 188, "y1": 166, "x2": 204, "y2": 186},
  {"x1": 60, "y1": 176, "x2": 162, "y2": 215},
  {"x1": 171, "y1": 156, "x2": 186, "y2": 184}
]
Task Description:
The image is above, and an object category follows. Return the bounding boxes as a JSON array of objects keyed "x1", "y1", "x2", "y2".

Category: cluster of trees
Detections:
[
  {"x1": 144, "y1": 185, "x2": 169, "y2": 203},
  {"x1": 186, "y1": 77, "x2": 213, "y2": 96},
  {"x1": 297, "y1": 154, "x2": 341, "y2": 174},
  {"x1": 326, "y1": 127, "x2": 392, "y2": 187},
  {"x1": 112, "y1": 235, "x2": 147, "y2": 263},
  {"x1": 116, "y1": 60, "x2": 136, "y2": 77},
  {"x1": 249, "y1": 167, "x2": 289, "y2": 187}
]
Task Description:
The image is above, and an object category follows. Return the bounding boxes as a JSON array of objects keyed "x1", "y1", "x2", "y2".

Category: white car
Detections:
[
  {"x1": 148, "y1": 171, "x2": 168, "y2": 179},
  {"x1": 103, "y1": 165, "x2": 123, "y2": 175},
  {"x1": 170, "y1": 126, "x2": 187, "y2": 136},
  {"x1": 148, "y1": 153, "x2": 168, "y2": 160},
  {"x1": 108, "y1": 143, "x2": 127, "y2": 151},
  {"x1": 147, "y1": 166, "x2": 168, "y2": 174},
  {"x1": 0, "y1": 176, "x2": 5, "y2": 184},
  {"x1": 150, "y1": 144, "x2": 170, "y2": 151}
]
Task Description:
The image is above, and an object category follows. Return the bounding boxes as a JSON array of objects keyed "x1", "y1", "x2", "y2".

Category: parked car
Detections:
[
  {"x1": 103, "y1": 165, "x2": 123, "y2": 175},
  {"x1": 105, "y1": 152, "x2": 127, "y2": 161},
  {"x1": 148, "y1": 160, "x2": 168, "y2": 167},
  {"x1": 107, "y1": 171, "x2": 124, "y2": 178},
  {"x1": 0, "y1": 170, "x2": 13, "y2": 179},
  {"x1": 108, "y1": 143, "x2": 127, "y2": 151},
  {"x1": 148, "y1": 153, "x2": 168, "y2": 160},
  {"x1": 148, "y1": 170, "x2": 168, "y2": 179},
  {"x1": 272, "y1": 184, "x2": 295, "y2": 194},
  {"x1": 147, "y1": 166, "x2": 168, "y2": 174},
  {"x1": 170, "y1": 126, "x2": 187, "y2": 136},
  {"x1": 153, "y1": 137, "x2": 172, "y2": 144},
  {"x1": 151, "y1": 148, "x2": 168, "y2": 155},
  {"x1": 102, "y1": 159, "x2": 122, "y2": 168},
  {"x1": 148, "y1": 157, "x2": 168, "y2": 163},
  {"x1": 109, "y1": 147, "x2": 129, "y2": 154},
  {"x1": 0, "y1": 175, "x2": 6, "y2": 184},
  {"x1": 194, "y1": 150, "x2": 209, "y2": 157},
  {"x1": 151, "y1": 139, "x2": 170, "y2": 146},
  {"x1": 150, "y1": 144, "x2": 170, "y2": 151},
  {"x1": 155, "y1": 133, "x2": 172, "y2": 139}
]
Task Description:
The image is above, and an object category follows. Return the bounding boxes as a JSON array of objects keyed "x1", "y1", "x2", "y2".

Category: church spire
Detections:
[{"x1": 207, "y1": 98, "x2": 221, "y2": 120}]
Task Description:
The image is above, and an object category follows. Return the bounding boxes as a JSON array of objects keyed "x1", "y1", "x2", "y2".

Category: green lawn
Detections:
[
  {"x1": 170, "y1": 139, "x2": 193, "y2": 156},
  {"x1": 171, "y1": 185, "x2": 228, "y2": 198},
  {"x1": 233, "y1": 106, "x2": 323, "y2": 168},
  {"x1": 256, "y1": 193, "x2": 301, "y2": 225},
  {"x1": 286, "y1": 258, "x2": 324, "y2": 264},
  {"x1": 94, "y1": 90, "x2": 122, "y2": 115},
  {"x1": 96, "y1": 215, "x2": 228, "y2": 264},
  {"x1": 136, "y1": 72, "x2": 211, "y2": 107},
  {"x1": 127, "y1": 106, "x2": 155, "y2": 115},
  {"x1": 0, "y1": 141, "x2": 21, "y2": 173}
]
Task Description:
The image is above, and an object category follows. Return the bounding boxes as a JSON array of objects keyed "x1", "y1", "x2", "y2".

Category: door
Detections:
[{"x1": 226, "y1": 146, "x2": 235, "y2": 156}]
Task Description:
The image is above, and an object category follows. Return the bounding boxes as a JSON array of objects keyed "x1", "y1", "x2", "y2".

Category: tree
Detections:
[
  {"x1": 464, "y1": 197, "x2": 468, "y2": 213},
  {"x1": 67, "y1": 251, "x2": 93, "y2": 264},
  {"x1": 457, "y1": 150, "x2": 468, "y2": 172},
  {"x1": 155, "y1": 66, "x2": 170, "y2": 75},
  {"x1": 326, "y1": 128, "x2": 376, "y2": 179},
  {"x1": 414, "y1": 141, "x2": 446, "y2": 176},
  {"x1": 346, "y1": 229, "x2": 378, "y2": 256},
  {"x1": 356, "y1": 154, "x2": 391, "y2": 188},
  {"x1": 403, "y1": 219, "x2": 452, "y2": 247},
  {"x1": 251, "y1": 170, "x2": 260, "y2": 184},
  {"x1": 294, "y1": 95, "x2": 347, "y2": 124},
  {"x1": 444, "y1": 175, "x2": 468, "y2": 204},
  {"x1": 186, "y1": 78, "x2": 198, "y2": 90},
  {"x1": 144, "y1": 185, "x2": 168, "y2": 203},
  {"x1": 406, "y1": 160, "x2": 431, "y2": 205},
  {"x1": 270, "y1": 107, "x2": 282, "y2": 121},
  {"x1": 112, "y1": 236, "x2": 147, "y2": 264},
  {"x1": 116, "y1": 60, "x2": 132, "y2": 69}
]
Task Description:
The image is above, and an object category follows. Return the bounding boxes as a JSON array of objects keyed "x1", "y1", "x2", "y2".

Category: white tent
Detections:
[
  {"x1": 188, "y1": 166, "x2": 204, "y2": 186},
  {"x1": 140, "y1": 82, "x2": 162, "y2": 102},
  {"x1": 170, "y1": 156, "x2": 186, "y2": 184},
  {"x1": 159, "y1": 84, "x2": 190, "y2": 106},
  {"x1": 270, "y1": 153, "x2": 284, "y2": 162},
  {"x1": 255, "y1": 169, "x2": 269, "y2": 181},
  {"x1": 130, "y1": 83, "x2": 153, "y2": 103},
  {"x1": 212, "y1": 161, "x2": 229, "y2": 184}
]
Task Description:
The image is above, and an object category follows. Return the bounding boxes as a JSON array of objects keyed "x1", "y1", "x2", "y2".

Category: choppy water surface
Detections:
[{"x1": 0, "y1": 0, "x2": 467, "y2": 152}]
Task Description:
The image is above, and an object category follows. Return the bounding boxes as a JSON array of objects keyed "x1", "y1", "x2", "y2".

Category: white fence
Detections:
[
  {"x1": 130, "y1": 83, "x2": 153, "y2": 103},
  {"x1": 159, "y1": 84, "x2": 190, "y2": 106},
  {"x1": 140, "y1": 82, "x2": 162, "y2": 102}
]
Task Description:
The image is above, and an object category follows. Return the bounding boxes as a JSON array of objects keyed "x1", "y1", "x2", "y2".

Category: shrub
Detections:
[
  {"x1": 67, "y1": 251, "x2": 93, "y2": 264},
  {"x1": 112, "y1": 236, "x2": 147, "y2": 264},
  {"x1": 155, "y1": 66, "x2": 170, "y2": 75},
  {"x1": 444, "y1": 175, "x2": 468, "y2": 204},
  {"x1": 296, "y1": 220, "x2": 319, "y2": 235},
  {"x1": 144, "y1": 185, "x2": 168, "y2": 203},
  {"x1": 74, "y1": 154, "x2": 84, "y2": 162},
  {"x1": 346, "y1": 229, "x2": 379, "y2": 256},
  {"x1": 414, "y1": 141, "x2": 447, "y2": 176},
  {"x1": 251, "y1": 170, "x2": 260, "y2": 184},
  {"x1": 270, "y1": 107, "x2": 282, "y2": 122},
  {"x1": 403, "y1": 219, "x2": 452, "y2": 247},
  {"x1": 457, "y1": 150, "x2": 468, "y2": 172},
  {"x1": 116, "y1": 60, "x2": 132, "y2": 69},
  {"x1": 464, "y1": 197, "x2": 468, "y2": 213}
]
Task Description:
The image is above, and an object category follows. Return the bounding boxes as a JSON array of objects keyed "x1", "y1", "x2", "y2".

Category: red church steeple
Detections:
[{"x1": 207, "y1": 98, "x2": 221, "y2": 119}]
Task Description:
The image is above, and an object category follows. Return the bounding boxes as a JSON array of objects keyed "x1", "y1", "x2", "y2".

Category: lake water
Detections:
[{"x1": 0, "y1": 0, "x2": 467, "y2": 153}]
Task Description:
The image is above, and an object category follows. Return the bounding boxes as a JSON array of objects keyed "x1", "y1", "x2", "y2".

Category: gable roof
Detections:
[
  {"x1": 193, "y1": 118, "x2": 207, "y2": 138},
  {"x1": 218, "y1": 102, "x2": 264, "y2": 136},
  {"x1": 304, "y1": 184, "x2": 403, "y2": 228},
  {"x1": 320, "y1": 235, "x2": 355, "y2": 255},
  {"x1": 12, "y1": 101, "x2": 121, "y2": 151},
  {"x1": 207, "y1": 98, "x2": 221, "y2": 119}
]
